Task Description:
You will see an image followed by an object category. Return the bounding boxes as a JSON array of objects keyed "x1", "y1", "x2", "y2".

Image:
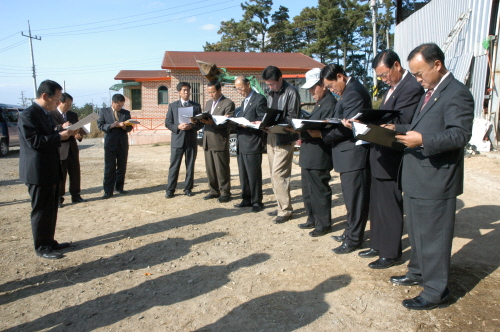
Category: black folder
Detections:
[
  {"x1": 355, "y1": 109, "x2": 401, "y2": 123},
  {"x1": 355, "y1": 123, "x2": 405, "y2": 151}
]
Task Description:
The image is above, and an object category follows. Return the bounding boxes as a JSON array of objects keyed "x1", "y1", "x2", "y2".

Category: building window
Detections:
[
  {"x1": 131, "y1": 88, "x2": 142, "y2": 110},
  {"x1": 191, "y1": 82, "x2": 200, "y2": 104},
  {"x1": 158, "y1": 86, "x2": 169, "y2": 105}
]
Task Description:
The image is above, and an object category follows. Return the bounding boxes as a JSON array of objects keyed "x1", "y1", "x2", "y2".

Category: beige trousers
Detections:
[{"x1": 266, "y1": 133, "x2": 294, "y2": 217}]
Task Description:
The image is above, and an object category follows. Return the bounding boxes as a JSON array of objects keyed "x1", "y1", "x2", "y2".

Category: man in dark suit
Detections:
[
  {"x1": 18, "y1": 80, "x2": 74, "y2": 259},
  {"x1": 165, "y1": 82, "x2": 203, "y2": 198},
  {"x1": 310, "y1": 64, "x2": 372, "y2": 253},
  {"x1": 233, "y1": 76, "x2": 267, "y2": 212},
  {"x1": 198, "y1": 80, "x2": 235, "y2": 203},
  {"x1": 357, "y1": 50, "x2": 424, "y2": 269},
  {"x1": 50, "y1": 92, "x2": 87, "y2": 207},
  {"x1": 297, "y1": 68, "x2": 336, "y2": 237},
  {"x1": 388, "y1": 43, "x2": 474, "y2": 310},
  {"x1": 97, "y1": 93, "x2": 133, "y2": 199}
]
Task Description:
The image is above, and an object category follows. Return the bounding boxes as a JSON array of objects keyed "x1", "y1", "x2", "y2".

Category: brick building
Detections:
[{"x1": 112, "y1": 51, "x2": 325, "y2": 131}]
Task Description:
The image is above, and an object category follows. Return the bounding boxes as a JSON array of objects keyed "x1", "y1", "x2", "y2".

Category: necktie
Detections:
[
  {"x1": 420, "y1": 88, "x2": 434, "y2": 112},
  {"x1": 384, "y1": 87, "x2": 395, "y2": 104},
  {"x1": 243, "y1": 98, "x2": 249, "y2": 111},
  {"x1": 183, "y1": 101, "x2": 188, "y2": 107},
  {"x1": 114, "y1": 110, "x2": 119, "y2": 121},
  {"x1": 62, "y1": 112, "x2": 67, "y2": 122}
]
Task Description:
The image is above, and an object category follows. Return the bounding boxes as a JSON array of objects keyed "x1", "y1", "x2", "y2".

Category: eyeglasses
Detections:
[
  {"x1": 234, "y1": 86, "x2": 245, "y2": 91},
  {"x1": 376, "y1": 69, "x2": 391, "y2": 79}
]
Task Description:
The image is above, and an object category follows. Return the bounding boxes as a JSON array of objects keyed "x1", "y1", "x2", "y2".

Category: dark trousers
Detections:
[
  {"x1": 301, "y1": 168, "x2": 332, "y2": 231},
  {"x1": 204, "y1": 149, "x2": 231, "y2": 196},
  {"x1": 369, "y1": 176, "x2": 403, "y2": 258},
  {"x1": 103, "y1": 147, "x2": 128, "y2": 194},
  {"x1": 237, "y1": 153, "x2": 262, "y2": 204},
  {"x1": 27, "y1": 183, "x2": 59, "y2": 250},
  {"x1": 404, "y1": 195, "x2": 456, "y2": 303},
  {"x1": 59, "y1": 144, "x2": 81, "y2": 197},
  {"x1": 339, "y1": 168, "x2": 370, "y2": 246},
  {"x1": 167, "y1": 146, "x2": 197, "y2": 192}
]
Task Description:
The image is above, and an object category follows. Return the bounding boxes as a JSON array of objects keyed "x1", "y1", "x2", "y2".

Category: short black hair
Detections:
[
  {"x1": 208, "y1": 80, "x2": 221, "y2": 90},
  {"x1": 60, "y1": 92, "x2": 73, "y2": 102},
  {"x1": 112, "y1": 94, "x2": 125, "y2": 103},
  {"x1": 176, "y1": 82, "x2": 191, "y2": 92},
  {"x1": 261, "y1": 66, "x2": 282, "y2": 81},
  {"x1": 407, "y1": 43, "x2": 445, "y2": 66},
  {"x1": 320, "y1": 64, "x2": 346, "y2": 81},
  {"x1": 372, "y1": 50, "x2": 401, "y2": 69},
  {"x1": 36, "y1": 80, "x2": 62, "y2": 98}
]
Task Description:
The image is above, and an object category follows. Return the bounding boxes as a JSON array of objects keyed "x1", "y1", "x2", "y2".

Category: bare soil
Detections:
[{"x1": 0, "y1": 140, "x2": 499, "y2": 332}]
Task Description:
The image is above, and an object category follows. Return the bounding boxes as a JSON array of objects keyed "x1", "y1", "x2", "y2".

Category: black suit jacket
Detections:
[
  {"x1": 299, "y1": 92, "x2": 336, "y2": 170},
  {"x1": 370, "y1": 72, "x2": 424, "y2": 179},
  {"x1": 322, "y1": 78, "x2": 372, "y2": 173},
  {"x1": 97, "y1": 107, "x2": 132, "y2": 152},
  {"x1": 165, "y1": 100, "x2": 202, "y2": 149},
  {"x1": 394, "y1": 73, "x2": 474, "y2": 199},
  {"x1": 236, "y1": 92, "x2": 267, "y2": 154},
  {"x1": 18, "y1": 103, "x2": 62, "y2": 185}
]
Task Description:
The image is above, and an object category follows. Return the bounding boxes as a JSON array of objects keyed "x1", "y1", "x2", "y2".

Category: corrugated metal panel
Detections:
[
  {"x1": 470, "y1": 55, "x2": 488, "y2": 118},
  {"x1": 447, "y1": 52, "x2": 473, "y2": 83},
  {"x1": 394, "y1": 0, "x2": 493, "y2": 118}
]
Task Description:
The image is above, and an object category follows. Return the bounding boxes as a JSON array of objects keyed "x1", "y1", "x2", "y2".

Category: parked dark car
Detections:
[{"x1": 0, "y1": 103, "x2": 24, "y2": 157}]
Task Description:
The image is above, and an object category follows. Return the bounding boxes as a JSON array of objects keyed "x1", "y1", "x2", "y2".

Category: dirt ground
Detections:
[{"x1": 0, "y1": 139, "x2": 499, "y2": 332}]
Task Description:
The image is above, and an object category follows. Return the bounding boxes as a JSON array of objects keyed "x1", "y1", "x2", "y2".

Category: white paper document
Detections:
[
  {"x1": 66, "y1": 112, "x2": 99, "y2": 131},
  {"x1": 352, "y1": 122, "x2": 370, "y2": 145},
  {"x1": 212, "y1": 115, "x2": 230, "y2": 126},
  {"x1": 228, "y1": 117, "x2": 260, "y2": 129},
  {"x1": 178, "y1": 107, "x2": 194, "y2": 124}
]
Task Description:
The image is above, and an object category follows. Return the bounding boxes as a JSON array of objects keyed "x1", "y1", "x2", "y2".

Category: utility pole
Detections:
[
  {"x1": 21, "y1": 21, "x2": 41, "y2": 99},
  {"x1": 370, "y1": 0, "x2": 378, "y2": 101},
  {"x1": 370, "y1": 0, "x2": 385, "y2": 101}
]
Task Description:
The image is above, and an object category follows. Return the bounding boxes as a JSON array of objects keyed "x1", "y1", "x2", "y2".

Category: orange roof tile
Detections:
[
  {"x1": 161, "y1": 51, "x2": 324, "y2": 71},
  {"x1": 114, "y1": 70, "x2": 170, "y2": 81}
]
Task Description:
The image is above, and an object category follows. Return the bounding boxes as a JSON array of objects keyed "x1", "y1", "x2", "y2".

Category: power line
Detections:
[
  {"x1": 0, "y1": 39, "x2": 27, "y2": 53},
  {"x1": 0, "y1": 32, "x2": 21, "y2": 43},
  {"x1": 39, "y1": 3, "x2": 239, "y2": 37},
  {"x1": 32, "y1": 0, "x2": 216, "y2": 32}
]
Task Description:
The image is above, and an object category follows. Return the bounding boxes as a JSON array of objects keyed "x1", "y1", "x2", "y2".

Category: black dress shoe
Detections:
[
  {"x1": 390, "y1": 275, "x2": 419, "y2": 286},
  {"x1": 267, "y1": 210, "x2": 278, "y2": 217},
  {"x1": 251, "y1": 203, "x2": 263, "y2": 212},
  {"x1": 101, "y1": 193, "x2": 113, "y2": 199},
  {"x1": 331, "y1": 234, "x2": 346, "y2": 243},
  {"x1": 71, "y1": 195, "x2": 87, "y2": 203},
  {"x1": 36, "y1": 247, "x2": 63, "y2": 259},
  {"x1": 332, "y1": 242, "x2": 361, "y2": 254},
  {"x1": 165, "y1": 191, "x2": 174, "y2": 198},
  {"x1": 234, "y1": 201, "x2": 252, "y2": 208},
  {"x1": 358, "y1": 248, "x2": 380, "y2": 258},
  {"x1": 58, "y1": 196, "x2": 64, "y2": 208},
  {"x1": 402, "y1": 296, "x2": 443, "y2": 310},
  {"x1": 368, "y1": 257, "x2": 404, "y2": 269},
  {"x1": 184, "y1": 190, "x2": 194, "y2": 197},
  {"x1": 309, "y1": 228, "x2": 332, "y2": 237},
  {"x1": 217, "y1": 196, "x2": 231, "y2": 203},
  {"x1": 273, "y1": 215, "x2": 292, "y2": 224},
  {"x1": 118, "y1": 190, "x2": 128, "y2": 194},
  {"x1": 52, "y1": 242, "x2": 73, "y2": 250},
  {"x1": 204, "y1": 193, "x2": 220, "y2": 200},
  {"x1": 298, "y1": 222, "x2": 315, "y2": 229}
]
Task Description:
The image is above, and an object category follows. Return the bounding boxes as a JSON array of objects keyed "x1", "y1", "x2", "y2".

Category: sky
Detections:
[{"x1": 0, "y1": 0, "x2": 312, "y2": 107}]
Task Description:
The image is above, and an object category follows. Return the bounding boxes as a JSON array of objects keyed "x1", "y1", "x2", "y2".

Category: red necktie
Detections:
[{"x1": 420, "y1": 89, "x2": 434, "y2": 112}]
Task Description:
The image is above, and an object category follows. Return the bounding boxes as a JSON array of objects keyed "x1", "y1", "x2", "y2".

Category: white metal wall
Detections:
[{"x1": 394, "y1": 0, "x2": 493, "y2": 118}]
